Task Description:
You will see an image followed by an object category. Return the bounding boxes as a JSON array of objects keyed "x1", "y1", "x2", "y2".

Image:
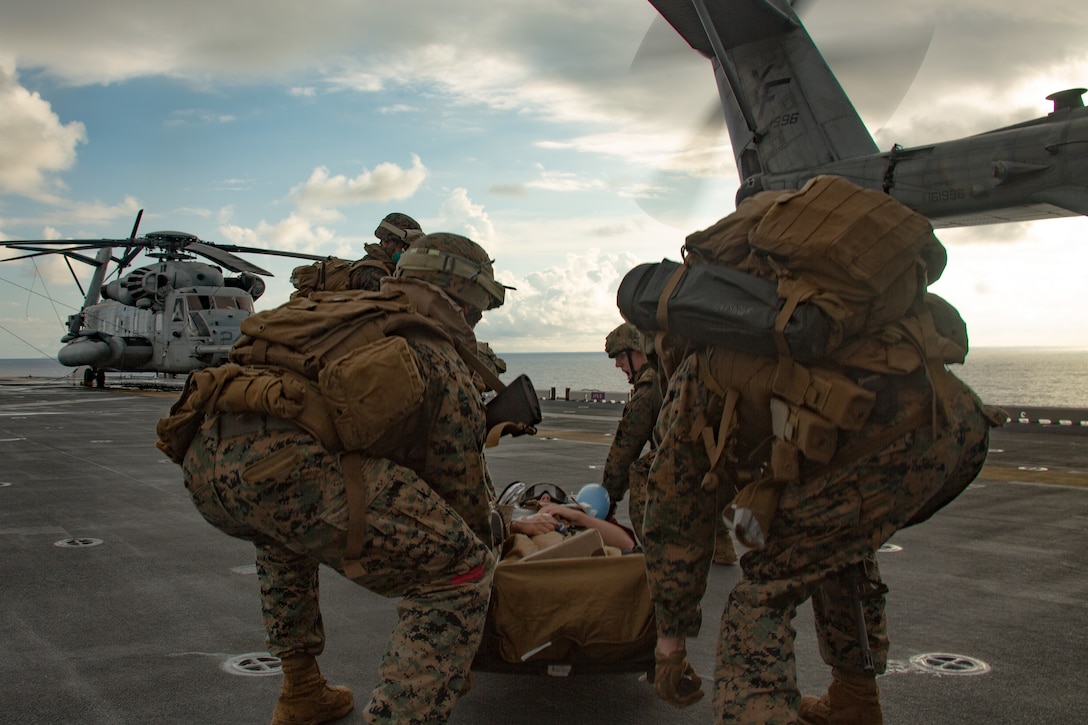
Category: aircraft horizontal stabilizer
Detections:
[
  {"x1": 648, "y1": 0, "x2": 796, "y2": 57},
  {"x1": 1031, "y1": 187, "x2": 1088, "y2": 217}
]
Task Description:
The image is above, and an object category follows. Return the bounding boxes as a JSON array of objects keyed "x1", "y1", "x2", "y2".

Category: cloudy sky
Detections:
[{"x1": 1, "y1": 0, "x2": 1086, "y2": 361}]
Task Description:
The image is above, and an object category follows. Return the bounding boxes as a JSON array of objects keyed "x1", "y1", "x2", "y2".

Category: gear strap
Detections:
[
  {"x1": 455, "y1": 340, "x2": 506, "y2": 393},
  {"x1": 340, "y1": 450, "x2": 374, "y2": 580}
]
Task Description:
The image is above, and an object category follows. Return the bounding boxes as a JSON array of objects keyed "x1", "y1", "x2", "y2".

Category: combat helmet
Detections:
[
  {"x1": 374, "y1": 212, "x2": 423, "y2": 245},
  {"x1": 394, "y1": 232, "x2": 508, "y2": 311},
  {"x1": 605, "y1": 322, "x2": 641, "y2": 358}
]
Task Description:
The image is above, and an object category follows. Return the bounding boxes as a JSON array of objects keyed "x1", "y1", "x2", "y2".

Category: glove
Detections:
[{"x1": 653, "y1": 649, "x2": 704, "y2": 708}]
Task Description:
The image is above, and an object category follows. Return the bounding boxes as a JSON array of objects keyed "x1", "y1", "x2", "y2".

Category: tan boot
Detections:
[
  {"x1": 271, "y1": 655, "x2": 354, "y2": 725},
  {"x1": 713, "y1": 535, "x2": 737, "y2": 565},
  {"x1": 797, "y1": 692, "x2": 831, "y2": 725},
  {"x1": 798, "y1": 668, "x2": 882, "y2": 725}
]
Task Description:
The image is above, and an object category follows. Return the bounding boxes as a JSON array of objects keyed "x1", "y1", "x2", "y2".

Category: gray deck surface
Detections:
[{"x1": 1, "y1": 379, "x2": 1085, "y2": 724}]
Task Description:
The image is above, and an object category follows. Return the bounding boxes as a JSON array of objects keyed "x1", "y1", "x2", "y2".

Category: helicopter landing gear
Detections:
[{"x1": 83, "y1": 368, "x2": 106, "y2": 388}]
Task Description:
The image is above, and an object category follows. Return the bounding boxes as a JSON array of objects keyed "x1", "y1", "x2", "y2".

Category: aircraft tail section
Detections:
[{"x1": 648, "y1": 0, "x2": 878, "y2": 197}]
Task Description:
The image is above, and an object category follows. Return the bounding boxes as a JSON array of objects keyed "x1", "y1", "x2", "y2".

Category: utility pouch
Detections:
[
  {"x1": 156, "y1": 364, "x2": 245, "y2": 464},
  {"x1": 318, "y1": 336, "x2": 425, "y2": 452},
  {"x1": 728, "y1": 477, "x2": 786, "y2": 550},
  {"x1": 771, "y1": 360, "x2": 876, "y2": 431},
  {"x1": 769, "y1": 438, "x2": 801, "y2": 483},
  {"x1": 770, "y1": 397, "x2": 837, "y2": 464},
  {"x1": 214, "y1": 370, "x2": 306, "y2": 420},
  {"x1": 486, "y1": 374, "x2": 542, "y2": 431}
]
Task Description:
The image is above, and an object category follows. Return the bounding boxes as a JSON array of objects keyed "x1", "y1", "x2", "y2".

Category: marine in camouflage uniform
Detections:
[
  {"x1": 604, "y1": 323, "x2": 736, "y2": 562},
  {"x1": 601, "y1": 323, "x2": 660, "y2": 544},
  {"x1": 178, "y1": 232, "x2": 507, "y2": 725},
  {"x1": 349, "y1": 212, "x2": 423, "y2": 292},
  {"x1": 643, "y1": 348, "x2": 995, "y2": 724}
]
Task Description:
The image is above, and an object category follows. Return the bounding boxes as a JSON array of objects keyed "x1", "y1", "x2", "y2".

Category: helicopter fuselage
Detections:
[
  {"x1": 58, "y1": 285, "x2": 255, "y2": 374},
  {"x1": 755, "y1": 102, "x2": 1088, "y2": 228}
]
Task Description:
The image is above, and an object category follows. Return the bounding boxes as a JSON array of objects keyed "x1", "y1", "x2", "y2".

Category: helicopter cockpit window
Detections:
[
  {"x1": 188, "y1": 312, "x2": 211, "y2": 337},
  {"x1": 187, "y1": 295, "x2": 212, "y2": 311},
  {"x1": 213, "y1": 295, "x2": 253, "y2": 311}
]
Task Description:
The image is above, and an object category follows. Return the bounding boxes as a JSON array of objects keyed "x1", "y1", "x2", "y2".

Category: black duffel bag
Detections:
[{"x1": 616, "y1": 259, "x2": 831, "y2": 363}]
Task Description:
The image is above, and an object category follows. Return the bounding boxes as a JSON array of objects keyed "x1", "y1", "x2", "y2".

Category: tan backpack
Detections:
[
  {"x1": 156, "y1": 278, "x2": 477, "y2": 463},
  {"x1": 629, "y1": 176, "x2": 990, "y2": 496},
  {"x1": 682, "y1": 175, "x2": 947, "y2": 352},
  {"x1": 289, "y1": 257, "x2": 356, "y2": 298}
]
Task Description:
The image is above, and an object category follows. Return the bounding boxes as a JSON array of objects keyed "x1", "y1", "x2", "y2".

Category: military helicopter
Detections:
[
  {"x1": 645, "y1": 0, "x2": 1088, "y2": 227},
  {"x1": 1, "y1": 210, "x2": 324, "y2": 387}
]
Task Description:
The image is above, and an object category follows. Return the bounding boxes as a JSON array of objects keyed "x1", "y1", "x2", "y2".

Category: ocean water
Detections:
[
  {"x1": 3, "y1": 347, "x2": 1087, "y2": 407},
  {"x1": 498, "y1": 348, "x2": 1088, "y2": 408}
]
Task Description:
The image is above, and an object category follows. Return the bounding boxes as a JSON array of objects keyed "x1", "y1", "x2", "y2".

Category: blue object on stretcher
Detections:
[{"x1": 576, "y1": 484, "x2": 610, "y2": 520}]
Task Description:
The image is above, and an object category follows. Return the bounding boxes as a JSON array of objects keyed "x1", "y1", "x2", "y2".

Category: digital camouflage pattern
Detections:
[
  {"x1": 349, "y1": 242, "x2": 398, "y2": 292},
  {"x1": 602, "y1": 363, "x2": 660, "y2": 543},
  {"x1": 374, "y1": 212, "x2": 422, "y2": 245},
  {"x1": 643, "y1": 350, "x2": 991, "y2": 724},
  {"x1": 395, "y1": 233, "x2": 506, "y2": 313},
  {"x1": 181, "y1": 334, "x2": 494, "y2": 724}
]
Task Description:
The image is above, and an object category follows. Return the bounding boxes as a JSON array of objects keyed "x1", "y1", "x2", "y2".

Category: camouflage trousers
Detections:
[
  {"x1": 631, "y1": 448, "x2": 731, "y2": 555},
  {"x1": 183, "y1": 415, "x2": 494, "y2": 725},
  {"x1": 716, "y1": 380, "x2": 990, "y2": 724},
  {"x1": 644, "y1": 355, "x2": 990, "y2": 724}
]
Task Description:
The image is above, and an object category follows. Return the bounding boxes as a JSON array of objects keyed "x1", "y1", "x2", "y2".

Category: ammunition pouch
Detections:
[
  {"x1": 771, "y1": 360, "x2": 876, "y2": 431},
  {"x1": 769, "y1": 398, "x2": 837, "y2": 464}
]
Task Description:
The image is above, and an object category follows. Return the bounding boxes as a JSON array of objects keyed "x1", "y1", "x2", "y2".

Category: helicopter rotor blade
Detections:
[
  {"x1": 184, "y1": 241, "x2": 274, "y2": 276},
  {"x1": 129, "y1": 209, "x2": 144, "y2": 240},
  {"x1": 3, "y1": 231, "x2": 330, "y2": 278},
  {"x1": 0, "y1": 245, "x2": 109, "y2": 267},
  {"x1": 198, "y1": 244, "x2": 328, "y2": 263}
]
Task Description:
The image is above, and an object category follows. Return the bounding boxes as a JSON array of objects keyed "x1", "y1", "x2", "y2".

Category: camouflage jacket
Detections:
[
  {"x1": 349, "y1": 242, "x2": 396, "y2": 291},
  {"x1": 602, "y1": 364, "x2": 661, "y2": 504},
  {"x1": 393, "y1": 334, "x2": 492, "y2": 542}
]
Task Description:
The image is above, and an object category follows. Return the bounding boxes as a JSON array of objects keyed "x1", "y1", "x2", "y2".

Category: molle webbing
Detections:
[
  {"x1": 210, "y1": 365, "x2": 342, "y2": 451},
  {"x1": 771, "y1": 359, "x2": 875, "y2": 431}
]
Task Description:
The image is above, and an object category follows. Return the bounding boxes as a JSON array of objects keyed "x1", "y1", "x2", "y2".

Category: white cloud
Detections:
[
  {"x1": 436, "y1": 188, "x2": 497, "y2": 244},
  {"x1": 288, "y1": 155, "x2": 429, "y2": 220},
  {"x1": 219, "y1": 212, "x2": 338, "y2": 256},
  {"x1": 0, "y1": 66, "x2": 87, "y2": 201},
  {"x1": 478, "y1": 247, "x2": 640, "y2": 352}
]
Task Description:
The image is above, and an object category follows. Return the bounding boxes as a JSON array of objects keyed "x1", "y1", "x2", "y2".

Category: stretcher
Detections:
[{"x1": 472, "y1": 487, "x2": 657, "y2": 676}]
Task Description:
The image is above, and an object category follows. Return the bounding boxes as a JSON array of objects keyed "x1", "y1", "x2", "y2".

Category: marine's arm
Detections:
[
  {"x1": 409, "y1": 338, "x2": 493, "y2": 543},
  {"x1": 602, "y1": 376, "x2": 658, "y2": 505},
  {"x1": 348, "y1": 262, "x2": 388, "y2": 292}
]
